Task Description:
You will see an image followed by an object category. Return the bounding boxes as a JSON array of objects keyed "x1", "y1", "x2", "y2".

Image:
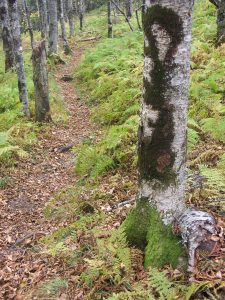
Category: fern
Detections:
[
  {"x1": 201, "y1": 117, "x2": 225, "y2": 143},
  {"x1": 200, "y1": 164, "x2": 225, "y2": 192}
]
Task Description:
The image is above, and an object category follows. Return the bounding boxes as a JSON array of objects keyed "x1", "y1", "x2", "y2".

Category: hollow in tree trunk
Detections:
[
  {"x1": 48, "y1": 0, "x2": 58, "y2": 55},
  {"x1": 32, "y1": 40, "x2": 51, "y2": 122},
  {"x1": 8, "y1": 0, "x2": 30, "y2": 117},
  {"x1": 58, "y1": 0, "x2": 71, "y2": 54},
  {"x1": 0, "y1": 0, "x2": 15, "y2": 72}
]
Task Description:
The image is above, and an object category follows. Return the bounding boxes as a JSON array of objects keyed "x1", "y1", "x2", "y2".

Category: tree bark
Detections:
[
  {"x1": 108, "y1": 0, "x2": 113, "y2": 38},
  {"x1": 58, "y1": 0, "x2": 71, "y2": 54},
  {"x1": 32, "y1": 40, "x2": 51, "y2": 122},
  {"x1": 67, "y1": 0, "x2": 75, "y2": 37},
  {"x1": 8, "y1": 0, "x2": 30, "y2": 117},
  {"x1": 217, "y1": 0, "x2": 225, "y2": 45},
  {"x1": 0, "y1": 0, "x2": 15, "y2": 72},
  {"x1": 37, "y1": 0, "x2": 49, "y2": 40},
  {"x1": 125, "y1": 0, "x2": 133, "y2": 18},
  {"x1": 78, "y1": 0, "x2": 85, "y2": 31},
  {"x1": 48, "y1": 0, "x2": 58, "y2": 55},
  {"x1": 23, "y1": 0, "x2": 34, "y2": 49}
]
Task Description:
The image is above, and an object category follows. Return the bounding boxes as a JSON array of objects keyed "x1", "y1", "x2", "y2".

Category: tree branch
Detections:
[
  {"x1": 111, "y1": 0, "x2": 134, "y2": 32},
  {"x1": 209, "y1": 0, "x2": 220, "y2": 8}
]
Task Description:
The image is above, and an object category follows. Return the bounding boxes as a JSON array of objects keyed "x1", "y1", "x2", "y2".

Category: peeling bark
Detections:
[
  {"x1": 8, "y1": 0, "x2": 30, "y2": 117},
  {"x1": 48, "y1": 0, "x2": 58, "y2": 55},
  {"x1": 0, "y1": 0, "x2": 14, "y2": 72},
  {"x1": 32, "y1": 40, "x2": 51, "y2": 122}
]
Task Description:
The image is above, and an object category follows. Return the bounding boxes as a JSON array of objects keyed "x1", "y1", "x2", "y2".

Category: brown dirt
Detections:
[{"x1": 0, "y1": 44, "x2": 92, "y2": 299}]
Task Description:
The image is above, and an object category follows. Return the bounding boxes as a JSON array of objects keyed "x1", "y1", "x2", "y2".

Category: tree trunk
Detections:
[
  {"x1": 37, "y1": 0, "x2": 49, "y2": 40},
  {"x1": 23, "y1": 0, "x2": 34, "y2": 49},
  {"x1": 48, "y1": 0, "x2": 58, "y2": 55},
  {"x1": 124, "y1": 0, "x2": 194, "y2": 268},
  {"x1": 125, "y1": 0, "x2": 133, "y2": 18},
  {"x1": 108, "y1": 0, "x2": 113, "y2": 38},
  {"x1": 8, "y1": 0, "x2": 30, "y2": 117},
  {"x1": 58, "y1": 0, "x2": 71, "y2": 54},
  {"x1": 0, "y1": 0, "x2": 15, "y2": 72},
  {"x1": 32, "y1": 40, "x2": 51, "y2": 122},
  {"x1": 79, "y1": 0, "x2": 84, "y2": 31},
  {"x1": 217, "y1": 0, "x2": 225, "y2": 45},
  {"x1": 67, "y1": 0, "x2": 75, "y2": 37}
]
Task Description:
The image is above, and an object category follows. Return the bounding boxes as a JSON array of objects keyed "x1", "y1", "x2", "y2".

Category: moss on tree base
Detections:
[{"x1": 122, "y1": 199, "x2": 185, "y2": 268}]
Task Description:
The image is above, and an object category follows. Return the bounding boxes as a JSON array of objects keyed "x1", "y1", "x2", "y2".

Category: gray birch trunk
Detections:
[
  {"x1": 37, "y1": 0, "x2": 49, "y2": 40},
  {"x1": 67, "y1": 0, "x2": 75, "y2": 37},
  {"x1": 58, "y1": 0, "x2": 71, "y2": 54},
  {"x1": 108, "y1": 1, "x2": 113, "y2": 38},
  {"x1": 123, "y1": 0, "x2": 217, "y2": 273},
  {"x1": 125, "y1": 0, "x2": 133, "y2": 17},
  {"x1": 0, "y1": 0, "x2": 15, "y2": 72},
  {"x1": 48, "y1": 0, "x2": 58, "y2": 55},
  {"x1": 78, "y1": 0, "x2": 84, "y2": 31},
  {"x1": 23, "y1": 0, "x2": 34, "y2": 49},
  {"x1": 8, "y1": 0, "x2": 30, "y2": 117},
  {"x1": 32, "y1": 40, "x2": 51, "y2": 122}
]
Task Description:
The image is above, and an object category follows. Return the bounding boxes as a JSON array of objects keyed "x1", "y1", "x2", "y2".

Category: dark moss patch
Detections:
[{"x1": 138, "y1": 5, "x2": 184, "y2": 184}]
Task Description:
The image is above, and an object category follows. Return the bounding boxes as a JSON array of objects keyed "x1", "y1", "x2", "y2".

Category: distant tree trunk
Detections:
[
  {"x1": 217, "y1": 0, "x2": 225, "y2": 44},
  {"x1": 58, "y1": 0, "x2": 71, "y2": 54},
  {"x1": 108, "y1": 0, "x2": 113, "y2": 38},
  {"x1": 0, "y1": 0, "x2": 15, "y2": 72},
  {"x1": 23, "y1": 0, "x2": 34, "y2": 48},
  {"x1": 32, "y1": 40, "x2": 51, "y2": 122},
  {"x1": 67, "y1": 0, "x2": 75, "y2": 37},
  {"x1": 79, "y1": 0, "x2": 85, "y2": 31},
  {"x1": 8, "y1": 0, "x2": 30, "y2": 117},
  {"x1": 125, "y1": 0, "x2": 133, "y2": 17},
  {"x1": 37, "y1": 0, "x2": 49, "y2": 40},
  {"x1": 124, "y1": 0, "x2": 194, "y2": 268},
  {"x1": 48, "y1": 0, "x2": 58, "y2": 55}
]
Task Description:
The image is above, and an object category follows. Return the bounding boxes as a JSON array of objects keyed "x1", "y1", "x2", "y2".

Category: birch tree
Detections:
[
  {"x1": 58, "y1": 0, "x2": 71, "y2": 54},
  {"x1": 0, "y1": 0, "x2": 15, "y2": 72},
  {"x1": 125, "y1": 0, "x2": 133, "y2": 17},
  {"x1": 48, "y1": 0, "x2": 58, "y2": 55},
  {"x1": 8, "y1": 0, "x2": 30, "y2": 117},
  {"x1": 108, "y1": 0, "x2": 113, "y2": 38},
  {"x1": 37, "y1": 0, "x2": 49, "y2": 40},
  {"x1": 123, "y1": 0, "x2": 216, "y2": 271},
  {"x1": 67, "y1": 0, "x2": 75, "y2": 37},
  {"x1": 78, "y1": 0, "x2": 85, "y2": 30}
]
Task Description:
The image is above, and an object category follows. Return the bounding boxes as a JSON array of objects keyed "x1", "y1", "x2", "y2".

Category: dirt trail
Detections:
[{"x1": 0, "y1": 45, "x2": 91, "y2": 299}]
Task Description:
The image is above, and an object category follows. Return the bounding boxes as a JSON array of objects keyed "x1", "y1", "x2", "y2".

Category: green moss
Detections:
[{"x1": 123, "y1": 199, "x2": 184, "y2": 268}]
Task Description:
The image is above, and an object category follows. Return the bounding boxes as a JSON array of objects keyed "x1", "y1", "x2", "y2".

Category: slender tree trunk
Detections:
[
  {"x1": 23, "y1": 0, "x2": 34, "y2": 49},
  {"x1": 0, "y1": 0, "x2": 15, "y2": 72},
  {"x1": 8, "y1": 0, "x2": 30, "y2": 117},
  {"x1": 79, "y1": 0, "x2": 84, "y2": 31},
  {"x1": 108, "y1": 0, "x2": 113, "y2": 38},
  {"x1": 67, "y1": 0, "x2": 75, "y2": 37},
  {"x1": 125, "y1": 0, "x2": 133, "y2": 17},
  {"x1": 32, "y1": 40, "x2": 51, "y2": 122},
  {"x1": 48, "y1": 0, "x2": 58, "y2": 55},
  {"x1": 58, "y1": 0, "x2": 71, "y2": 54},
  {"x1": 37, "y1": 0, "x2": 49, "y2": 40}
]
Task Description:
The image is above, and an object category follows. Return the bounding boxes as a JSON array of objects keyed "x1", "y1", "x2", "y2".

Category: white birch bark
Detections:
[
  {"x1": 8, "y1": 0, "x2": 30, "y2": 117},
  {"x1": 48, "y1": 0, "x2": 58, "y2": 55},
  {"x1": 0, "y1": 0, "x2": 15, "y2": 72},
  {"x1": 139, "y1": 0, "x2": 194, "y2": 224}
]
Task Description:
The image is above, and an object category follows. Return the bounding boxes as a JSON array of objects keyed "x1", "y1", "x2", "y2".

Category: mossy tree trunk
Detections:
[
  {"x1": 0, "y1": 0, "x2": 15, "y2": 72},
  {"x1": 108, "y1": 0, "x2": 113, "y2": 38},
  {"x1": 48, "y1": 0, "x2": 58, "y2": 55},
  {"x1": 8, "y1": 0, "x2": 30, "y2": 117},
  {"x1": 32, "y1": 40, "x2": 51, "y2": 122},
  {"x1": 124, "y1": 0, "x2": 194, "y2": 268}
]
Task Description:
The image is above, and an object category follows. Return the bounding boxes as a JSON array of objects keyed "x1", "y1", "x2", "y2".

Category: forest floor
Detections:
[{"x1": 0, "y1": 43, "x2": 94, "y2": 299}]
